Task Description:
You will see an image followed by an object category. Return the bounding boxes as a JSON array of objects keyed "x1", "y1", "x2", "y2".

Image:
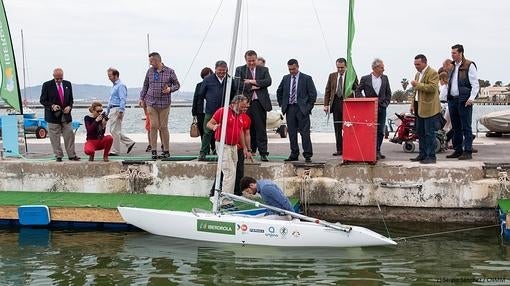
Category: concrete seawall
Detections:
[{"x1": 1, "y1": 156, "x2": 508, "y2": 223}]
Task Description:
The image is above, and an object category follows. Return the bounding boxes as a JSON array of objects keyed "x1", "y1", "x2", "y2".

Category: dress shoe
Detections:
[
  {"x1": 161, "y1": 151, "x2": 170, "y2": 159},
  {"x1": 472, "y1": 148, "x2": 478, "y2": 153},
  {"x1": 446, "y1": 151, "x2": 462, "y2": 158},
  {"x1": 458, "y1": 153, "x2": 472, "y2": 160},
  {"x1": 332, "y1": 151, "x2": 342, "y2": 156},
  {"x1": 305, "y1": 157, "x2": 312, "y2": 163},
  {"x1": 69, "y1": 156, "x2": 81, "y2": 161},
  {"x1": 419, "y1": 158, "x2": 436, "y2": 164},
  {"x1": 127, "y1": 142, "x2": 136, "y2": 154},
  {"x1": 284, "y1": 156, "x2": 299, "y2": 162},
  {"x1": 56, "y1": 157, "x2": 63, "y2": 162},
  {"x1": 108, "y1": 153, "x2": 119, "y2": 156},
  {"x1": 260, "y1": 155, "x2": 269, "y2": 162},
  {"x1": 376, "y1": 153, "x2": 386, "y2": 160},
  {"x1": 410, "y1": 156, "x2": 424, "y2": 162}
]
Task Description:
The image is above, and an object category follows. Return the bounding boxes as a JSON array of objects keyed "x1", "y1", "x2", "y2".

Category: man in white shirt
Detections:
[{"x1": 445, "y1": 44, "x2": 479, "y2": 160}]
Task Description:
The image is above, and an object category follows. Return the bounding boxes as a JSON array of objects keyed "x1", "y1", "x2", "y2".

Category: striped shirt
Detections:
[{"x1": 139, "y1": 65, "x2": 180, "y2": 108}]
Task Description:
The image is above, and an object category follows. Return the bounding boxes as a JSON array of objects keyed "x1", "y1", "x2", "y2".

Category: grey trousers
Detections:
[
  {"x1": 107, "y1": 107, "x2": 134, "y2": 154},
  {"x1": 48, "y1": 122, "x2": 77, "y2": 159}
]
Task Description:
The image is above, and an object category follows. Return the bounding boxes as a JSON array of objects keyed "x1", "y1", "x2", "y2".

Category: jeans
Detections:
[
  {"x1": 416, "y1": 115, "x2": 437, "y2": 160},
  {"x1": 448, "y1": 98, "x2": 473, "y2": 153},
  {"x1": 377, "y1": 106, "x2": 387, "y2": 153}
]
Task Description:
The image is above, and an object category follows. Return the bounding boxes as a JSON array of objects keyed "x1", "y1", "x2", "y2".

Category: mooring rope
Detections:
[
  {"x1": 299, "y1": 169, "x2": 311, "y2": 215},
  {"x1": 393, "y1": 224, "x2": 499, "y2": 242}
]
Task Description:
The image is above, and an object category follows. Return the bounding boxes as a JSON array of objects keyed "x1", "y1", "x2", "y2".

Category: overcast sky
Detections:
[{"x1": 4, "y1": 0, "x2": 510, "y2": 95}]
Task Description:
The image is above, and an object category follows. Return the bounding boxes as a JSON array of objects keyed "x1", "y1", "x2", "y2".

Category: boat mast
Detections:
[
  {"x1": 21, "y1": 29, "x2": 26, "y2": 106},
  {"x1": 146, "y1": 33, "x2": 150, "y2": 55},
  {"x1": 212, "y1": 0, "x2": 243, "y2": 214}
]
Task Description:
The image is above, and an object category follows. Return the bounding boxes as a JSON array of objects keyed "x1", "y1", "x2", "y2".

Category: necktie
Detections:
[
  {"x1": 337, "y1": 74, "x2": 343, "y2": 98},
  {"x1": 290, "y1": 76, "x2": 297, "y2": 104},
  {"x1": 57, "y1": 83, "x2": 64, "y2": 104},
  {"x1": 251, "y1": 68, "x2": 258, "y2": 100}
]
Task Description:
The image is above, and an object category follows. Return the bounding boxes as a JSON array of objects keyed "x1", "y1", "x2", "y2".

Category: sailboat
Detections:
[{"x1": 118, "y1": 0, "x2": 396, "y2": 248}]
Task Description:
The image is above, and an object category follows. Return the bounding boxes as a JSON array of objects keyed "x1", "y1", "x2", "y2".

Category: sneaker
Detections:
[
  {"x1": 161, "y1": 151, "x2": 170, "y2": 159},
  {"x1": 151, "y1": 150, "x2": 158, "y2": 160},
  {"x1": 198, "y1": 153, "x2": 206, "y2": 161}
]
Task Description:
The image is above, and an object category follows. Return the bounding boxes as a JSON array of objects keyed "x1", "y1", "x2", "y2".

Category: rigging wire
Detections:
[
  {"x1": 393, "y1": 224, "x2": 499, "y2": 242},
  {"x1": 177, "y1": 0, "x2": 224, "y2": 92},
  {"x1": 310, "y1": 0, "x2": 333, "y2": 65}
]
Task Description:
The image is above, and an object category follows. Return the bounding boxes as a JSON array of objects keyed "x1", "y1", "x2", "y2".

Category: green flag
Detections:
[
  {"x1": 0, "y1": 0, "x2": 22, "y2": 113},
  {"x1": 344, "y1": 0, "x2": 356, "y2": 98}
]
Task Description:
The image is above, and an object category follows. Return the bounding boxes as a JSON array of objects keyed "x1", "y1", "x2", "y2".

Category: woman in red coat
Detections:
[{"x1": 84, "y1": 102, "x2": 113, "y2": 161}]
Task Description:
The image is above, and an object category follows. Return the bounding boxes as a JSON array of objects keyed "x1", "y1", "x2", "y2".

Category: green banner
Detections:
[
  {"x1": 344, "y1": 0, "x2": 356, "y2": 98},
  {"x1": 197, "y1": 219, "x2": 236, "y2": 235},
  {"x1": 0, "y1": 0, "x2": 21, "y2": 112}
]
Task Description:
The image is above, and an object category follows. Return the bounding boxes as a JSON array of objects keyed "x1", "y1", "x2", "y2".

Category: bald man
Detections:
[{"x1": 40, "y1": 68, "x2": 80, "y2": 162}]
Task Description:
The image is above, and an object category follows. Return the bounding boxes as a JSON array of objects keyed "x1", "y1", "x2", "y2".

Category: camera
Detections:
[{"x1": 101, "y1": 111, "x2": 109, "y2": 121}]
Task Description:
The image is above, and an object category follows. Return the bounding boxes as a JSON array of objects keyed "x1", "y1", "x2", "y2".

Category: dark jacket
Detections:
[
  {"x1": 355, "y1": 74, "x2": 392, "y2": 108},
  {"x1": 234, "y1": 65, "x2": 272, "y2": 111},
  {"x1": 199, "y1": 74, "x2": 235, "y2": 114},
  {"x1": 276, "y1": 72, "x2": 317, "y2": 116},
  {"x1": 192, "y1": 82, "x2": 204, "y2": 116},
  {"x1": 40, "y1": 79, "x2": 74, "y2": 124}
]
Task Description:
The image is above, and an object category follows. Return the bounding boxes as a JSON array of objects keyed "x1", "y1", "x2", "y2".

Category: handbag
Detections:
[{"x1": 190, "y1": 116, "x2": 200, "y2": 138}]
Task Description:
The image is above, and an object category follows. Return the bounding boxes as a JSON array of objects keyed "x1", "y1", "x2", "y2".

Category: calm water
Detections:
[
  {"x1": 1, "y1": 223, "x2": 509, "y2": 285},
  {"x1": 25, "y1": 104, "x2": 510, "y2": 135}
]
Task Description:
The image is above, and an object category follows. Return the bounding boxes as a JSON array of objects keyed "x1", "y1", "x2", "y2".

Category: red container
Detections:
[{"x1": 342, "y1": 98, "x2": 378, "y2": 164}]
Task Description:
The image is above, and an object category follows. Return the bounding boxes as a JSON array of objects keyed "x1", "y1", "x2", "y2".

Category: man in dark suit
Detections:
[
  {"x1": 323, "y1": 58, "x2": 358, "y2": 156},
  {"x1": 40, "y1": 68, "x2": 80, "y2": 162},
  {"x1": 234, "y1": 50, "x2": 272, "y2": 162},
  {"x1": 355, "y1": 58, "x2": 392, "y2": 160},
  {"x1": 276, "y1": 59, "x2": 317, "y2": 163}
]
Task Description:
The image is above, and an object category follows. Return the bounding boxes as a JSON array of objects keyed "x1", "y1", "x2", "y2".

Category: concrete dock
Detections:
[{"x1": 1, "y1": 132, "x2": 510, "y2": 224}]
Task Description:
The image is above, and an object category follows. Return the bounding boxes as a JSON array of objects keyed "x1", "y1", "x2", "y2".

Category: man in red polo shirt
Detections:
[{"x1": 207, "y1": 95, "x2": 252, "y2": 196}]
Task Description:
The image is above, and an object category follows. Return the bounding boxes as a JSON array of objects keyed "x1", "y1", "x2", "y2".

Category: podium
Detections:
[{"x1": 342, "y1": 98, "x2": 378, "y2": 164}]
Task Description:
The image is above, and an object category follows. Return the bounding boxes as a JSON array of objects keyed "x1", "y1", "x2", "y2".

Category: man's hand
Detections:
[
  {"x1": 51, "y1": 104, "x2": 61, "y2": 111},
  {"x1": 323, "y1": 106, "x2": 329, "y2": 113},
  {"x1": 118, "y1": 112, "x2": 124, "y2": 120},
  {"x1": 244, "y1": 79, "x2": 256, "y2": 85},
  {"x1": 63, "y1": 106, "x2": 71, "y2": 114},
  {"x1": 162, "y1": 85, "x2": 171, "y2": 94},
  {"x1": 410, "y1": 80, "x2": 418, "y2": 88},
  {"x1": 138, "y1": 100, "x2": 145, "y2": 108},
  {"x1": 465, "y1": 99, "x2": 474, "y2": 107},
  {"x1": 244, "y1": 149, "x2": 253, "y2": 162},
  {"x1": 251, "y1": 86, "x2": 260, "y2": 91}
]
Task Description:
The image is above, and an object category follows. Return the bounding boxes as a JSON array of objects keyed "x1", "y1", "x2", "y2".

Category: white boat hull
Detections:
[
  {"x1": 479, "y1": 109, "x2": 510, "y2": 133},
  {"x1": 118, "y1": 207, "x2": 396, "y2": 248}
]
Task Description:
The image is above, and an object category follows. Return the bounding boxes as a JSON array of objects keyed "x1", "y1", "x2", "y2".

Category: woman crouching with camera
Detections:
[{"x1": 84, "y1": 101, "x2": 113, "y2": 161}]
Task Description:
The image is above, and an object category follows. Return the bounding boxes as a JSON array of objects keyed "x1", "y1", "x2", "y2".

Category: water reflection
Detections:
[{"x1": 0, "y1": 224, "x2": 509, "y2": 285}]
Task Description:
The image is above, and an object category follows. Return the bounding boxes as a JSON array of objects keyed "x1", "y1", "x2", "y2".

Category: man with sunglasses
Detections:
[
  {"x1": 139, "y1": 52, "x2": 180, "y2": 159},
  {"x1": 40, "y1": 68, "x2": 80, "y2": 162}
]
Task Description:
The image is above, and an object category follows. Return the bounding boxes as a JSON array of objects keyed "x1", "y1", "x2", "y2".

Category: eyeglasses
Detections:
[{"x1": 95, "y1": 109, "x2": 103, "y2": 113}]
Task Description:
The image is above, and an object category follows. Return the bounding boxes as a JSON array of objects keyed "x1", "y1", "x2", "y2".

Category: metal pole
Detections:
[
  {"x1": 222, "y1": 192, "x2": 352, "y2": 233},
  {"x1": 213, "y1": 0, "x2": 243, "y2": 214}
]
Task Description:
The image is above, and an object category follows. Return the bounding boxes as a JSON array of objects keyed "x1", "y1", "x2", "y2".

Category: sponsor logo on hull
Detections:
[{"x1": 197, "y1": 219, "x2": 236, "y2": 235}]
